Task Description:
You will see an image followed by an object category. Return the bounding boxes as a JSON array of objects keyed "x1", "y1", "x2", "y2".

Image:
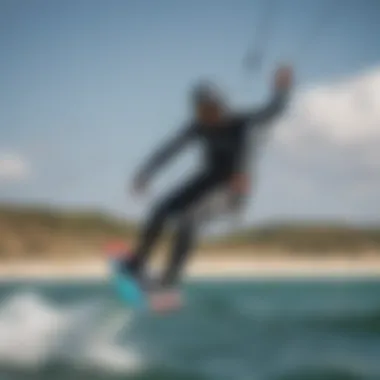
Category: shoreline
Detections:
[{"x1": 0, "y1": 255, "x2": 380, "y2": 280}]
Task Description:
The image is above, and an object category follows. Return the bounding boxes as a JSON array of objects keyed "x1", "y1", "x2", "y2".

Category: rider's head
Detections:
[{"x1": 191, "y1": 81, "x2": 226, "y2": 125}]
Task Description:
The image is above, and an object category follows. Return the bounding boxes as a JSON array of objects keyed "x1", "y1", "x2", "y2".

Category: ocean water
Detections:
[{"x1": 0, "y1": 278, "x2": 379, "y2": 380}]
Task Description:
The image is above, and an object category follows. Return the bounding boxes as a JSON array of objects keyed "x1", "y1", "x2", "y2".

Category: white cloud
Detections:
[
  {"x1": 277, "y1": 66, "x2": 380, "y2": 148},
  {"x1": 0, "y1": 152, "x2": 30, "y2": 182},
  {"x1": 261, "y1": 66, "x2": 380, "y2": 221},
  {"x1": 273, "y1": 66, "x2": 380, "y2": 180}
]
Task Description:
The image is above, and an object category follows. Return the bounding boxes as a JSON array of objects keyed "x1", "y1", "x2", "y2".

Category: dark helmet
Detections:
[{"x1": 190, "y1": 80, "x2": 226, "y2": 107}]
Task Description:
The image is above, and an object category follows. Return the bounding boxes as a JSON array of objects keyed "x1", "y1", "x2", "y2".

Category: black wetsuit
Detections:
[{"x1": 125, "y1": 88, "x2": 290, "y2": 288}]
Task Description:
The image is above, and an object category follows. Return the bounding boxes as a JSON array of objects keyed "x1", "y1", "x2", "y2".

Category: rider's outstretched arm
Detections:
[
  {"x1": 241, "y1": 87, "x2": 290, "y2": 128},
  {"x1": 239, "y1": 65, "x2": 293, "y2": 128},
  {"x1": 136, "y1": 124, "x2": 195, "y2": 182}
]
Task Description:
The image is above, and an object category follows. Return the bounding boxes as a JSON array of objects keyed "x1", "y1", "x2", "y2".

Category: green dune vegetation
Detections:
[
  {"x1": 0, "y1": 204, "x2": 380, "y2": 260},
  {"x1": 205, "y1": 223, "x2": 380, "y2": 256},
  {"x1": 0, "y1": 204, "x2": 137, "y2": 260}
]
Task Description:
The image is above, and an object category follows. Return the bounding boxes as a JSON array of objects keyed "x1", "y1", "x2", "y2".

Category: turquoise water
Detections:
[{"x1": 0, "y1": 278, "x2": 379, "y2": 380}]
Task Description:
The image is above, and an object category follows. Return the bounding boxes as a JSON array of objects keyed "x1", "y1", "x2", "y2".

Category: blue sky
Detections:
[{"x1": 1, "y1": 0, "x2": 380, "y2": 225}]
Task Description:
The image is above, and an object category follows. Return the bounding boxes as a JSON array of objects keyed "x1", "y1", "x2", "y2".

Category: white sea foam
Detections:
[{"x1": 0, "y1": 291, "x2": 143, "y2": 374}]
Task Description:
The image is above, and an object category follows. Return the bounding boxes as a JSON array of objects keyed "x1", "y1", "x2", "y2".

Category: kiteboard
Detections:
[{"x1": 105, "y1": 241, "x2": 182, "y2": 313}]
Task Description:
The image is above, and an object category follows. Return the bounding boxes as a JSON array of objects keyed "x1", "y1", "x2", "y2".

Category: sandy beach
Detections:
[{"x1": 0, "y1": 253, "x2": 380, "y2": 280}]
